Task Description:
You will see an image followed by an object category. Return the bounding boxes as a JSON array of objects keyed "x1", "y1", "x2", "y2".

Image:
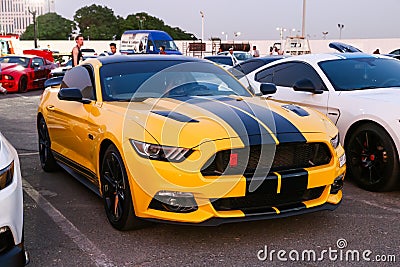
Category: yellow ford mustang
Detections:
[{"x1": 37, "y1": 55, "x2": 346, "y2": 230}]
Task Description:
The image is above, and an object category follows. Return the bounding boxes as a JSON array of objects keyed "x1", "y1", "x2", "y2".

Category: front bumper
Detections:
[
  {"x1": 144, "y1": 201, "x2": 341, "y2": 226},
  {"x1": 124, "y1": 136, "x2": 346, "y2": 224}
]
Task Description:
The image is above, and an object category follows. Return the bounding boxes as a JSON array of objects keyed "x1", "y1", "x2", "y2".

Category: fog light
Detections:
[
  {"x1": 330, "y1": 174, "x2": 344, "y2": 194},
  {"x1": 149, "y1": 191, "x2": 198, "y2": 213}
]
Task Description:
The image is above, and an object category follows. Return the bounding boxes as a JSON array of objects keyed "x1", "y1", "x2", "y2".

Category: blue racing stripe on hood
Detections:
[
  {"x1": 213, "y1": 97, "x2": 307, "y2": 143},
  {"x1": 178, "y1": 96, "x2": 276, "y2": 146}
]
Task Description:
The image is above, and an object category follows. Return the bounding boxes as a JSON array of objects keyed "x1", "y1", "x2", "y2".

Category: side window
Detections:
[
  {"x1": 255, "y1": 67, "x2": 274, "y2": 83},
  {"x1": 61, "y1": 66, "x2": 95, "y2": 100},
  {"x1": 148, "y1": 40, "x2": 154, "y2": 52},
  {"x1": 273, "y1": 62, "x2": 327, "y2": 90},
  {"x1": 32, "y1": 58, "x2": 44, "y2": 67}
]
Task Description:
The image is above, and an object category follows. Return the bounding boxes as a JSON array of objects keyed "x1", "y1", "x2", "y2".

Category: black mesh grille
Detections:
[
  {"x1": 201, "y1": 142, "x2": 332, "y2": 176},
  {"x1": 211, "y1": 186, "x2": 325, "y2": 213}
]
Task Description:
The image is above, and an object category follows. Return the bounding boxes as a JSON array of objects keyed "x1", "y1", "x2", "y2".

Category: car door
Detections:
[
  {"x1": 30, "y1": 57, "x2": 47, "y2": 87},
  {"x1": 46, "y1": 65, "x2": 98, "y2": 180},
  {"x1": 255, "y1": 62, "x2": 334, "y2": 121}
]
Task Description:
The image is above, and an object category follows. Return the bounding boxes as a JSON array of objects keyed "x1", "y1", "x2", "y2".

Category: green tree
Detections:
[
  {"x1": 74, "y1": 4, "x2": 119, "y2": 40},
  {"x1": 20, "y1": 13, "x2": 75, "y2": 40}
]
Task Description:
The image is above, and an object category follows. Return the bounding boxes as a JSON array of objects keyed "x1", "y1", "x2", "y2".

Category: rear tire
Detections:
[
  {"x1": 18, "y1": 76, "x2": 28, "y2": 93},
  {"x1": 100, "y1": 144, "x2": 146, "y2": 230},
  {"x1": 346, "y1": 123, "x2": 399, "y2": 191},
  {"x1": 37, "y1": 116, "x2": 59, "y2": 172}
]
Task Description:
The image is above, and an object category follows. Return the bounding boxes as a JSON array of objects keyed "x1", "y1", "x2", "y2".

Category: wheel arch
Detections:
[{"x1": 344, "y1": 119, "x2": 392, "y2": 148}]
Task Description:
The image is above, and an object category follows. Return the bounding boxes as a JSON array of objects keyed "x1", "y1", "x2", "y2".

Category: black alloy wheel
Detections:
[
  {"x1": 347, "y1": 123, "x2": 399, "y2": 191},
  {"x1": 18, "y1": 76, "x2": 28, "y2": 93},
  {"x1": 37, "y1": 116, "x2": 59, "y2": 172},
  {"x1": 100, "y1": 144, "x2": 145, "y2": 230}
]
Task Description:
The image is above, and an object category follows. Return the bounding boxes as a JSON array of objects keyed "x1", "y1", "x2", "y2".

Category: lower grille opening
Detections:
[{"x1": 211, "y1": 186, "x2": 325, "y2": 214}]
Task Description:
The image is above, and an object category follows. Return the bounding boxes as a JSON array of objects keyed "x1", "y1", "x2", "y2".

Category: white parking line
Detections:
[
  {"x1": 18, "y1": 152, "x2": 39, "y2": 156},
  {"x1": 22, "y1": 179, "x2": 117, "y2": 267}
]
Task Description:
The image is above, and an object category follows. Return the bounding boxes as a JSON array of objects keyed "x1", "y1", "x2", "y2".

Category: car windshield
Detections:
[
  {"x1": 0, "y1": 56, "x2": 29, "y2": 68},
  {"x1": 319, "y1": 57, "x2": 400, "y2": 91},
  {"x1": 154, "y1": 40, "x2": 179, "y2": 51},
  {"x1": 100, "y1": 60, "x2": 252, "y2": 101}
]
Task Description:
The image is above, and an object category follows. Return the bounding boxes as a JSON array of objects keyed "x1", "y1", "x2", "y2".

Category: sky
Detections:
[{"x1": 54, "y1": 0, "x2": 400, "y2": 40}]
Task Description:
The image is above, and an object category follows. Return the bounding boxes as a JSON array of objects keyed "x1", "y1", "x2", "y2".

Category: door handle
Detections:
[{"x1": 46, "y1": 105, "x2": 55, "y2": 111}]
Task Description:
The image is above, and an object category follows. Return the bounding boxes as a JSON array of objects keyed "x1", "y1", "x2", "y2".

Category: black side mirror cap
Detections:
[
  {"x1": 260, "y1": 83, "x2": 277, "y2": 95},
  {"x1": 58, "y1": 88, "x2": 91, "y2": 104},
  {"x1": 293, "y1": 79, "x2": 323, "y2": 94},
  {"x1": 44, "y1": 76, "x2": 63, "y2": 88}
]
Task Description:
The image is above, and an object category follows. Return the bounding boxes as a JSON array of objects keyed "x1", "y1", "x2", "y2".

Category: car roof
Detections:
[
  {"x1": 266, "y1": 52, "x2": 389, "y2": 65},
  {"x1": 95, "y1": 54, "x2": 206, "y2": 65},
  {"x1": 2, "y1": 54, "x2": 37, "y2": 59}
]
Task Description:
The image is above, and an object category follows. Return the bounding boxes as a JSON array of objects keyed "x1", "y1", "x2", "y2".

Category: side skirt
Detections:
[{"x1": 53, "y1": 151, "x2": 101, "y2": 197}]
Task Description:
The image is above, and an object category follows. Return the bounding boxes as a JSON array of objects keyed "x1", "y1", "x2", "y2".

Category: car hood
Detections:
[
  {"x1": 0, "y1": 63, "x2": 23, "y2": 72},
  {"x1": 107, "y1": 96, "x2": 332, "y2": 148}
]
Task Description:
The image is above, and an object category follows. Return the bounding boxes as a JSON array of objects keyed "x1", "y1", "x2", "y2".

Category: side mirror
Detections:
[
  {"x1": 58, "y1": 88, "x2": 91, "y2": 104},
  {"x1": 32, "y1": 62, "x2": 40, "y2": 69},
  {"x1": 44, "y1": 76, "x2": 63, "y2": 88},
  {"x1": 260, "y1": 83, "x2": 277, "y2": 95},
  {"x1": 293, "y1": 79, "x2": 323, "y2": 94}
]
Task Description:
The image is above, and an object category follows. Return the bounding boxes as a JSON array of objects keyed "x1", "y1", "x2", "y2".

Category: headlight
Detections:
[
  {"x1": 330, "y1": 133, "x2": 340, "y2": 149},
  {"x1": 130, "y1": 140, "x2": 192, "y2": 162},
  {"x1": 0, "y1": 161, "x2": 14, "y2": 190},
  {"x1": 3, "y1": 74, "x2": 14, "y2": 80}
]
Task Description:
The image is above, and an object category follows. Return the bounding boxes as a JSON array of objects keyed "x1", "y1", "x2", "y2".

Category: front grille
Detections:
[
  {"x1": 211, "y1": 186, "x2": 325, "y2": 213},
  {"x1": 201, "y1": 142, "x2": 332, "y2": 176}
]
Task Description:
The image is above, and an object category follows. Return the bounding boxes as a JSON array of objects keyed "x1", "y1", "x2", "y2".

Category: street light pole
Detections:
[
  {"x1": 200, "y1": 11, "x2": 204, "y2": 43},
  {"x1": 28, "y1": 8, "x2": 38, "y2": 48},
  {"x1": 338, "y1": 24, "x2": 344, "y2": 39}
]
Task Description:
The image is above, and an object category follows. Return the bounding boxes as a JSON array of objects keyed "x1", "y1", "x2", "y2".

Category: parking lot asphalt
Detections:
[{"x1": 0, "y1": 90, "x2": 399, "y2": 266}]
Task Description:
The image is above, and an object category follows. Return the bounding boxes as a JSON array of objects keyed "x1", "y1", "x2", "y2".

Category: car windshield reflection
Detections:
[{"x1": 100, "y1": 61, "x2": 252, "y2": 101}]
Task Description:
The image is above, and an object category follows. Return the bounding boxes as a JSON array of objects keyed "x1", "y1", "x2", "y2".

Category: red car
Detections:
[{"x1": 0, "y1": 55, "x2": 58, "y2": 93}]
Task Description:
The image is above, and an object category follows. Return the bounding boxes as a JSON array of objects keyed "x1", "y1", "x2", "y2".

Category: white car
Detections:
[
  {"x1": 0, "y1": 132, "x2": 28, "y2": 266},
  {"x1": 243, "y1": 53, "x2": 400, "y2": 191}
]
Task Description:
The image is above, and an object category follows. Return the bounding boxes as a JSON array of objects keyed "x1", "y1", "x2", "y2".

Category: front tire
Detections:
[
  {"x1": 37, "y1": 116, "x2": 59, "y2": 172},
  {"x1": 346, "y1": 123, "x2": 399, "y2": 191},
  {"x1": 100, "y1": 144, "x2": 145, "y2": 230},
  {"x1": 18, "y1": 76, "x2": 28, "y2": 93}
]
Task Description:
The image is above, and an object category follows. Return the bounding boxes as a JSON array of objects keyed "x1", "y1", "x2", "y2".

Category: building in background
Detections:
[{"x1": 0, "y1": 0, "x2": 55, "y2": 35}]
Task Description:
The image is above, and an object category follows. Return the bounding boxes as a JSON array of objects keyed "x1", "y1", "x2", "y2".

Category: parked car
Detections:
[
  {"x1": 50, "y1": 56, "x2": 97, "y2": 77},
  {"x1": 204, "y1": 55, "x2": 236, "y2": 68},
  {"x1": 217, "y1": 51, "x2": 253, "y2": 63},
  {"x1": 243, "y1": 53, "x2": 400, "y2": 191},
  {"x1": 80, "y1": 48, "x2": 97, "y2": 57},
  {"x1": 38, "y1": 55, "x2": 345, "y2": 230},
  {"x1": 0, "y1": 55, "x2": 57, "y2": 93},
  {"x1": 0, "y1": 132, "x2": 29, "y2": 266}
]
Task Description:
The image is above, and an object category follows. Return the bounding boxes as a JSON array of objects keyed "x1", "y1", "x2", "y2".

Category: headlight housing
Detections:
[
  {"x1": 130, "y1": 140, "x2": 192, "y2": 162},
  {"x1": 330, "y1": 133, "x2": 340, "y2": 149},
  {"x1": 0, "y1": 161, "x2": 14, "y2": 190},
  {"x1": 2, "y1": 74, "x2": 14, "y2": 80}
]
